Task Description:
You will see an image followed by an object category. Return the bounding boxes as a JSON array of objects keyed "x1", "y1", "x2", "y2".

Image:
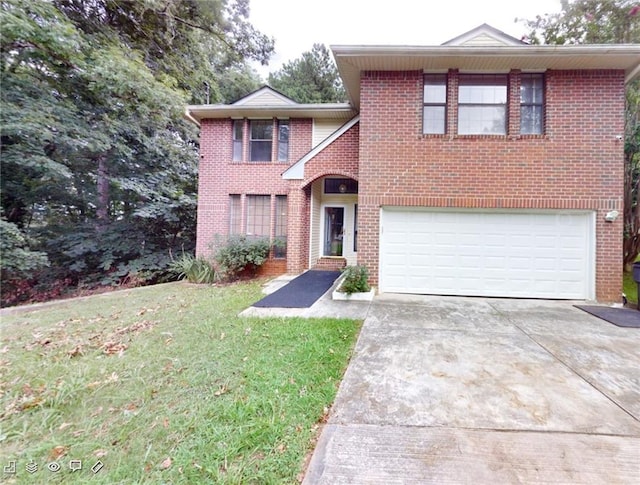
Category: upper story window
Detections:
[
  {"x1": 250, "y1": 120, "x2": 273, "y2": 161},
  {"x1": 277, "y1": 120, "x2": 289, "y2": 162},
  {"x1": 232, "y1": 119, "x2": 290, "y2": 162},
  {"x1": 458, "y1": 74, "x2": 507, "y2": 135},
  {"x1": 232, "y1": 120, "x2": 243, "y2": 161},
  {"x1": 520, "y1": 74, "x2": 544, "y2": 134},
  {"x1": 423, "y1": 74, "x2": 447, "y2": 134}
]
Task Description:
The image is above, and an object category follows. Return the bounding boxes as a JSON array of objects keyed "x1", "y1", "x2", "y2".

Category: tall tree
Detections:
[
  {"x1": 522, "y1": 0, "x2": 640, "y2": 269},
  {"x1": 0, "y1": 0, "x2": 273, "y2": 304},
  {"x1": 268, "y1": 43, "x2": 346, "y2": 103}
]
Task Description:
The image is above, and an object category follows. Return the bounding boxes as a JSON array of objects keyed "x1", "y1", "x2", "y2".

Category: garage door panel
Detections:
[{"x1": 380, "y1": 209, "x2": 593, "y2": 299}]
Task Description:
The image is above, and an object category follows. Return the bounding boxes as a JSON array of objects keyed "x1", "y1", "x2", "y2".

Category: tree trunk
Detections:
[
  {"x1": 96, "y1": 155, "x2": 109, "y2": 226},
  {"x1": 623, "y1": 151, "x2": 640, "y2": 271}
]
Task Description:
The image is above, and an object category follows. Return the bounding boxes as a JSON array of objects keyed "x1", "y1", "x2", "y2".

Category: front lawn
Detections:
[
  {"x1": 623, "y1": 271, "x2": 638, "y2": 305},
  {"x1": 0, "y1": 281, "x2": 361, "y2": 484}
]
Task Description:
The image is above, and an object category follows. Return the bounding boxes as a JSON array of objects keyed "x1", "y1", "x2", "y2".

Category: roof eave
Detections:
[
  {"x1": 332, "y1": 44, "x2": 640, "y2": 108},
  {"x1": 185, "y1": 103, "x2": 356, "y2": 122}
]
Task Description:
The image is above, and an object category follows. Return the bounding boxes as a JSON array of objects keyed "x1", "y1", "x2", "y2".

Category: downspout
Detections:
[{"x1": 183, "y1": 108, "x2": 200, "y2": 127}]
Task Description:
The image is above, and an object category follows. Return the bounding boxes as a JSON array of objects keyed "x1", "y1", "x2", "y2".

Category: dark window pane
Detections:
[
  {"x1": 274, "y1": 195, "x2": 287, "y2": 258},
  {"x1": 251, "y1": 120, "x2": 273, "y2": 140},
  {"x1": 324, "y1": 178, "x2": 358, "y2": 194},
  {"x1": 250, "y1": 141, "x2": 272, "y2": 161},
  {"x1": 278, "y1": 121, "x2": 289, "y2": 162},
  {"x1": 250, "y1": 120, "x2": 273, "y2": 161},
  {"x1": 520, "y1": 74, "x2": 544, "y2": 135}
]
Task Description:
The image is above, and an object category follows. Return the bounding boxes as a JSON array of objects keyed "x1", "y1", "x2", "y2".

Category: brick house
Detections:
[{"x1": 186, "y1": 25, "x2": 640, "y2": 302}]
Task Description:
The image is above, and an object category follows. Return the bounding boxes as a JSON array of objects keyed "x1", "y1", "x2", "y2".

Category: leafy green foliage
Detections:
[
  {"x1": 268, "y1": 43, "x2": 346, "y2": 103},
  {"x1": 0, "y1": 219, "x2": 49, "y2": 275},
  {"x1": 521, "y1": 0, "x2": 640, "y2": 268},
  {"x1": 339, "y1": 265, "x2": 371, "y2": 294},
  {"x1": 0, "y1": 0, "x2": 274, "y2": 302},
  {"x1": 170, "y1": 253, "x2": 216, "y2": 284},
  {"x1": 213, "y1": 235, "x2": 271, "y2": 278}
]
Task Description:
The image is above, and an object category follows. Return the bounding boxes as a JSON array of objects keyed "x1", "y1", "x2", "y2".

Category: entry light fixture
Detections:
[{"x1": 604, "y1": 210, "x2": 619, "y2": 222}]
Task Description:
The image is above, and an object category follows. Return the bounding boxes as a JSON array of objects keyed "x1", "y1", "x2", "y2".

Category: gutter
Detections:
[{"x1": 183, "y1": 108, "x2": 200, "y2": 127}]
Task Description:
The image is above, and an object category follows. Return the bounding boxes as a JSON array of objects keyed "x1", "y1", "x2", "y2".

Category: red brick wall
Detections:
[
  {"x1": 196, "y1": 117, "x2": 312, "y2": 274},
  {"x1": 358, "y1": 69, "x2": 625, "y2": 302}
]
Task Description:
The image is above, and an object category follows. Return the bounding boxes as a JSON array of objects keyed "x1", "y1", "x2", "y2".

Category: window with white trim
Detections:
[
  {"x1": 232, "y1": 119, "x2": 290, "y2": 163},
  {"x1": 520, "y1": 74, "x2": 544, "y2": 134},
  {"x1": 458, "y1": 74, "x2": 507, "y2": 135},
  {"x1": 423, "y1": 74, "x2": 447, "y2": 134}
]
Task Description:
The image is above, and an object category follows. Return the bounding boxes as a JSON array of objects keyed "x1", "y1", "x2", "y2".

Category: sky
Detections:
[{"x1": 248, "y1": 0, "x2": 563, "y2": 78}]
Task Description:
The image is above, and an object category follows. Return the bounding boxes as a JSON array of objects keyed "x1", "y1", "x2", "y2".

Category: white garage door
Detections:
[{"x1": 379, "y1": 208, "x2": 594, "y2": 299}]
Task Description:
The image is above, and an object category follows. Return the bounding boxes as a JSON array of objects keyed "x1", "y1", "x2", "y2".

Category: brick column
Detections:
[{"x1": 286, "y1": 186, "x2": 308, "y2": 274}]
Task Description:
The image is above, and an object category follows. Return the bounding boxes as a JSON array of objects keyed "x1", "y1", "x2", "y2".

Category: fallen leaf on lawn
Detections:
[
  {"x1": 94, "y1": 449, "x2": 108, "y2": 458},
  {"x1": 214, "y1": 385, "x2": 228, "y2": 397},
  {"x1": 68, "y1": 345, "x2": 83, "y2": 358},
  {"x1": 49, "y1": 445, "x2": 69, "y2": 460},
  {"x1": 244, "y1": 327, "x2": 251, "y2": 336},
  {"x1": 144, "y1": 463, "x2": 152, "y2": 473},
  {"x1": 0, "y1": 346, "x2": 9, "y2": 353},
  {"x1": 86, "y1": 381, "x2": 101, "y2": 389},
  {"x1": 163, "y1": 361, "x2": 174, "y2": 372},
  {"x1": 276, "y1": 443, "x2": 286, "y2": 453},
  {"x1": 328, "y1": 348, "x2": 335, "y2": 354},
  {"x1": 58, "y1": 422, "x2": 73, "y2": 431},
  {"x1": 163, "y1": 418, "x2": 169, "y2": 428},
  {"x1": 160, "y1": 457, "x2": 172, "y2": 470},
  {"x1": 102, "y1": 342, "x2": 128, "y2": 355},
  {"x1": 242, "y1": 356, "x2": 248, "y2": 362},
  {"x1": 104, "y1": 372, "x2": 119, "y2": 384}
]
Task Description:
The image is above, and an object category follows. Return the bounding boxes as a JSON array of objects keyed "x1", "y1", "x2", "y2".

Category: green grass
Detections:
[
  {"x1": 0, "y1": 281, "x2": 361, "y2": 484},
  {"x1": 623, "y1": 271, "x2": 638, "y2": 305}
]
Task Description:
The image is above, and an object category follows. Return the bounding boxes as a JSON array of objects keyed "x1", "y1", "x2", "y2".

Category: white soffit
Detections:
[{"x1": 332, "y1": 44, "x2": 640, "y2": 108}]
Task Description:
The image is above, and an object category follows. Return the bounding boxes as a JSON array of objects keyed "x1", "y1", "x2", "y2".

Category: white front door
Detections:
[{"x1": 321, "y1": 203, "x2": 357, "y2": 265}]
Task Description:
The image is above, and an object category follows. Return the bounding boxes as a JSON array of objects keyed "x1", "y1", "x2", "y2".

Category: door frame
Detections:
[{"x1": 321, "y1": 204, "x2": 347, "y2": 257}]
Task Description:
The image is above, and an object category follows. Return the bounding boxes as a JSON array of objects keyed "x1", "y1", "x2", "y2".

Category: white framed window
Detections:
[
  {"x1": 520, "y1": 74, "x2": 544, "y2": 134},
  {"x1": 423, "y1": 74, "x2": 447, "y2": 134},
  {"x1": 458, "y1": 74, "x2": 507, "y2": 135}
]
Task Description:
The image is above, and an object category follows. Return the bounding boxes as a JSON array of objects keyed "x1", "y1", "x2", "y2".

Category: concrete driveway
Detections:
[{"x1": 303, "y1": 295, "x2": 640, "y2": 484}]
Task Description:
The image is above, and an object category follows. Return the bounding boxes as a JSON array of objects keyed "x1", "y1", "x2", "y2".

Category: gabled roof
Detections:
[
  {"x1": 231, "y1": 85, "x2": 297, "y2": 106},
  {"x1": 282, "y1": 115, "x2": 360, "y2": 180},
  {"x1": 442, "y1": 23, "x2": 527, "y2": 46},
  {"x1": 332, "y1": 23, "x2": 640, "y2": 108},
  {"x1": 184, "y1": 85, "x2": 356, "y2": 125}
]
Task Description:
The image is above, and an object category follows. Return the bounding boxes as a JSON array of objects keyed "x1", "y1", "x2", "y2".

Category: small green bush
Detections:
[
  {"x1": 213, "y1": 235, "x2": 271, "y2": 278},
  {"x1": 339, "y1": 265, "x2": 370, "y2": 294},
  {"x1": 170, "y1": 253, "x2": 216, "y2": 284}
]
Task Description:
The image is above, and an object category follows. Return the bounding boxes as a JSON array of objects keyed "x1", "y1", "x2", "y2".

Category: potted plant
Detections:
[{"x1": 332, "y1": 265, "x2": 375, "y2": 301}]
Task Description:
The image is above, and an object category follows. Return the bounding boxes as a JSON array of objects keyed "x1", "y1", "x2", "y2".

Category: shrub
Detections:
[
  {"x1": 170, "y1": 253, "x2": 216, "y2": 284},
  {"x1": 339, "y1": 265, "x2": 371, "y2": 294},
  {"x1": 213, "y1": 235, "x2": 271, "y2": 278}
]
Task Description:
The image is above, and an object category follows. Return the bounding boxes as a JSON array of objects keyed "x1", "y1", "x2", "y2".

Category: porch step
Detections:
[{"x1": 312, "y1": 257, "x2": 347, "y2": 272}]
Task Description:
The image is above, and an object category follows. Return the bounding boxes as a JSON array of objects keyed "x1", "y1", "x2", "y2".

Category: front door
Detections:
[{"x1": 323, "y1": 207, "x2": 344, "y2": 256}]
